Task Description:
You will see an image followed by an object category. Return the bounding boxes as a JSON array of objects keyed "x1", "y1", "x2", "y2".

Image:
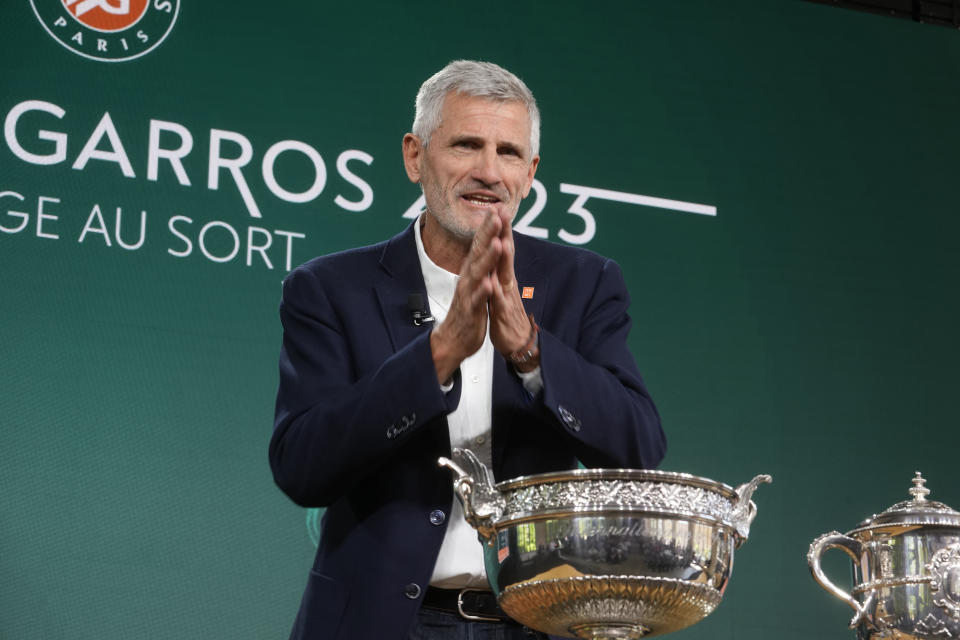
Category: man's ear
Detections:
[
  {"x1": 521, "y1": 155, "x2": 540, "y2": 198},
  {"x1": 402, "y1": 134, "x2": 423, "y2": 184}
]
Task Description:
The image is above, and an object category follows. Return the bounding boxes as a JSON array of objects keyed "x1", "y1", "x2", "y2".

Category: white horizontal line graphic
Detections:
[{"x1": 559, "y1": 184, "x2": 717, "y2": 217}]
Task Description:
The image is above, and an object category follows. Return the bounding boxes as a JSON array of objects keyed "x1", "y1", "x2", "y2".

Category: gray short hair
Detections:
[{"x1": 412, "y1": 60, "x2": 541, "y2": 158}]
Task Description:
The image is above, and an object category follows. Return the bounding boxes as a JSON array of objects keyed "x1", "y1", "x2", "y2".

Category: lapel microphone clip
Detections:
[{"x1": 407, "y1": 293, "x2": 435, "y2": 326}]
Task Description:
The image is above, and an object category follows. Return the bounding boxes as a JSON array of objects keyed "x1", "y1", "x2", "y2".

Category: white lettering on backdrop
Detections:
[
  {"x1": 1, "y1": 98, "x2": 717, "y2": 271},
  {"x1": 4, "y1": 99, "x2": 375, "y2": 220}
]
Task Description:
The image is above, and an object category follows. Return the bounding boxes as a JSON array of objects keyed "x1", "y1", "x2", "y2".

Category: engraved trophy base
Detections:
[
  {"x1": 569, "y1": 622, "x2": 651, "y2": 640},
  {"x1": 497, "y1": 575, "x2": 723, "y2": 639}
]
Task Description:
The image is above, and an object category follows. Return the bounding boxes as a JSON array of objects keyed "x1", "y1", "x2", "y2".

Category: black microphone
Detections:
[{"x1": 407, "y1": 293, "x2": 435, "y2": 326}]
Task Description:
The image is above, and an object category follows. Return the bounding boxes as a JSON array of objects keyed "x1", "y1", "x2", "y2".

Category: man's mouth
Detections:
[{"x1": 461, "y1": 193, "x2": 501, "y2": 207}]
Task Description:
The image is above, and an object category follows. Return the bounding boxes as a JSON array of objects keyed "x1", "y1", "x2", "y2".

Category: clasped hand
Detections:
[{"x1": 430, "y1": 209, "x2": 533, "y2": 384}]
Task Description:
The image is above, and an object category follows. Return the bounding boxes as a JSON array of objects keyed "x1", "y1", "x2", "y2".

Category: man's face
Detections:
[{"x1": 403, "y1": 92, "x2": 540, "y2": 242}]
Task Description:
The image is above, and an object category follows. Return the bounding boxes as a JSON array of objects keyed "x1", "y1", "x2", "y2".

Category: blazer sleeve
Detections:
[
  {"x1": 536, "y1": 257, "x2": 666, "y2": 470},
  {"x1": 269, "y1": 264, "x2": 459, "y2": 507}
]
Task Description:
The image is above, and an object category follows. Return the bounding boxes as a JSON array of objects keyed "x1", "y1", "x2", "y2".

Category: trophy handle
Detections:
[
  {"x1": 807, "y1": 531, "x2": 876, "y2": 630},
  {"x1": 731, "y1": 474, "x2": 772, "y2": 541},
  {"x1": 437, "y1": 448, "x2": 504, "y2": 543}
]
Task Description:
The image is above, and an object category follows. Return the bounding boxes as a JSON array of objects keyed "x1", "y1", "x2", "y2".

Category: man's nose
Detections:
[{"x1": 470, "y1": 148, "x2": 502, "y2": 186}]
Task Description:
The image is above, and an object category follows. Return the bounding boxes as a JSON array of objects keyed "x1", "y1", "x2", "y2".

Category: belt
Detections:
[{"x1": 421, "y1": 586, "x2": 510, "y2": 622}]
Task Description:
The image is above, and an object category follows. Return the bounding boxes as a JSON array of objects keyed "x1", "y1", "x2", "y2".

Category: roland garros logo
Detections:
[{"x1": 30, "y1": 0, "x2": 179, "y2": 62}]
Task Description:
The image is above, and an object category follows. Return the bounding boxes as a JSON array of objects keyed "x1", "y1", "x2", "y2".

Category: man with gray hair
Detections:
[{"x1": 271, "y1": 60, "x2": 665, "y2": 640}]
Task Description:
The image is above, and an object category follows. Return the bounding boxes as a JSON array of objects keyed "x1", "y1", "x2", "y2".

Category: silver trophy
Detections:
[
  {"x1": 808, "y1": 472, "x2": 960, "y2": 640},
  {"x1": 439, "y1": 448, "x2": 771, "y2": 639}
]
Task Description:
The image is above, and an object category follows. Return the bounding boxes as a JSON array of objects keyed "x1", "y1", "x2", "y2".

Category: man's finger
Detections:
[
  {"x1": 465, "y1": 226, "x2": 502, "y2": 279},
  {"x1": 469, "y1": 211, "x2": 501, "y2": 259},
  {"x1": 496, "y1": 215, "x2": 516, "y2": 286}
]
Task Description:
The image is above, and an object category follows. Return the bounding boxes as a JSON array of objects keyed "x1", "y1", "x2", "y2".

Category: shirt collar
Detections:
[{"x1": 414, "y1": 214, "x2": 457, "y2": 312}]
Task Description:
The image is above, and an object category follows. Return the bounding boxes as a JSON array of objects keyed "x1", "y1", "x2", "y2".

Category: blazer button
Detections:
[
  {"x1": 429, "y1": 509, "x2": 446, "y2": 526},
  {"x1": 403, "y1": 582, "x2": 422, "y2": 599},
  {"x1": 558, "y1": 405, "x2": 581, "y2": 432}
]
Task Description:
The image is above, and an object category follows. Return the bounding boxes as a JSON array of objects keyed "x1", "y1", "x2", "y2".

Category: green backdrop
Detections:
[{"x1": 2, "y1": 1, "x2": 958, "y2": 638}]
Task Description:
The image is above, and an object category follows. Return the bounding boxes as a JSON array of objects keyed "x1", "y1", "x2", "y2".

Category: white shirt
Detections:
[
  {"x1": 415, "y1": 218, "x2": 494, "y2": 588},
  {"x1": 414, "y1": 217, "x2": 543, "y2": 588}
]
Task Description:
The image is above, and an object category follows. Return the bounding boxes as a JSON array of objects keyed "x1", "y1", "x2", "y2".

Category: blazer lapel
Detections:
[
  {"x1": 491, "y1": 234, "x2": 551, "y2": 479},
  {"x1": 514, "y1": 235, "x2": 549, "y2": 325},
  {"x1": 375, "y1": 224, "x2": 432, "y2": 352}
]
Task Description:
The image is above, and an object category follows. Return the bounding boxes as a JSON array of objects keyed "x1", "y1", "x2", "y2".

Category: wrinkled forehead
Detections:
[{"x1": 436, "y1": 93, "x2": 533, "y2": 143}]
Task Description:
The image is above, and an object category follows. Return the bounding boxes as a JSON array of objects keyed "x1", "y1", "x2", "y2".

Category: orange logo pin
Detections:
[{"x1": 521, "y1": 287, "x2": 534, "y2": 299}]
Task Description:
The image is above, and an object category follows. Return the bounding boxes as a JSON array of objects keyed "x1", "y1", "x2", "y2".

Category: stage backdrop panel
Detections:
[{"x1": 1, "y1": 1, "x2": 958, "y2": 638}]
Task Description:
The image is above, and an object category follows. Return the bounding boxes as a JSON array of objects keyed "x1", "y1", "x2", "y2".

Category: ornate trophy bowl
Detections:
[
  {"x1": 808, "y1": 472, "x2": 960, "y2": 640},
  {"x1": 439, "y1": 449, "x2": 771, "y2": 639}
]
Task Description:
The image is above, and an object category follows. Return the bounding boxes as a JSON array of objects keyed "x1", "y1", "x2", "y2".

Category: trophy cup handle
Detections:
[
  {"x1": 438, "y1": 448, "x2": 504, "y2": 543},
  {"x1": 731, "y1": 474, "x2": 772, "y2": 541},
  {"x1": 808, "y1": 531, "x2": 876, "y2": 630}
]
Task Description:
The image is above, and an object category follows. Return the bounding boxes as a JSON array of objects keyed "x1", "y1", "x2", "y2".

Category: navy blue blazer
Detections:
[{"x1": 270, "y1": 222, "x2": 665, "y2": 640}]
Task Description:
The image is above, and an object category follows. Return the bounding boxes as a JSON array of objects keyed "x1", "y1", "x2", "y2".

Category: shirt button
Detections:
[
  {"x1": 471, "y1": 375, "x2": 480, "y2": 384},
  {"x1": 404, "y1": 583, "x2": 422, "y2": 599},
  {"x1": 474, "y1": 435, "x2": 486, "y2": 445},
  {"x1": 429, "y1": 509, "x2": 446, "y2": 525}
]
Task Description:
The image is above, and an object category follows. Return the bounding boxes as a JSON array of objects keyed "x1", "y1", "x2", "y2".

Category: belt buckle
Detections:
[{"x1": 457, "y1": 588, "x2": 501, "y2": 622}]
